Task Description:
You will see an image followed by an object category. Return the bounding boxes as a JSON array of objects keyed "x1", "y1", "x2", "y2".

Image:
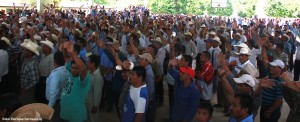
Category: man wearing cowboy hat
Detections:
[
  {"x1": 183, "y1": 32, "x2": 197, "y2": 59},
  {"x1": 36, "y1": 40, "x2": 55, "y2": 104},
  {"x1": 20, "y1": 39, "x2": 40, "y2": 105}
]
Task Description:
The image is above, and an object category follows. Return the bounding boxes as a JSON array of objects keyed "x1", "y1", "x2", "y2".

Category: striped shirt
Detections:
[
  {"x1": 261, "y1": 77, "x2": 284, "y2": 107},
  {"x1": 20, "y1": 55, "x2": 40, "y2": 90}
]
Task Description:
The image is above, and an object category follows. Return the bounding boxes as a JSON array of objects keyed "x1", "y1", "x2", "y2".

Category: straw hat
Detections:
[
  {"x1": 10, "y1": 103, "x2": 54, "y2": 121},
  {"x1": 235, "y1": 47, "x2": 252, "y2": 56},
  {"x1": 40, "y1": 40, "x2": 54, "y2": 50},
  {"x1": 1, "y1": 37, "x2": 12, "y2": 47},
  {"x1": 20, "y1": 39, "x2": 40, "y2": 55},
  {"x1": 33, "y1": 35, "x2": 42, "y2": 41},
  {"x1": 51, "y1": 34, "x2": 58, "y2": 42}
]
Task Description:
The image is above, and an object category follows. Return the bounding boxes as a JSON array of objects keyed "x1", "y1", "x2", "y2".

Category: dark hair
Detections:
[
  {"x1": 234, "y1": 93, "x2": 253, "y2": 115},
  {"x1": 202, "y1": 51, "x2": 211, "y2": 60},
  {"x1": 276, "y1": 43, "x2": 284, "y2": 51},
  {"x1": 54, "y1": 51, "x2": 65, "y2": 66},
  {"x1": 74, "y1": 44, "x2": 81, "y2": 55},
  {"x1": 198, "y1": 102, "x2": 213, "y2": 116},
  {"x1": 88, "y1": 54, "x2": 100, "y2": 67},
  {"x1": 182, "y1": 55, "x2": 193, "y2": 67},
  {"x1": 0, "y1": 40, "x2": 7, "y2": 50},
  {"x1": 148, "y1": 44, "x2": 158, "y2": 56},
  {"x1": 85, "y1": 23, "x2": 90, "y2": 28},
  {"x1": 77, "y1": 37, "x2": 86, "y2": 47},
  {"x1": 174, "y1": 43, "x2": 182, "y2": 54},
  {"x1": 0, "y1": 93, "x2": 22, "y2": 117},
  {"x1": 132, "y1": 66, "x2": 146, "y2": 82}
]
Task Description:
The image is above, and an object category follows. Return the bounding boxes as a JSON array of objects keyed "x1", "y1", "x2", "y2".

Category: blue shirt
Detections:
[
  {"x1": 100, "y1": 50, "x2": 114, "y2": 81},
  {"x1": 60, "y1": 62, "x2": 91, "y2": 122},
  {"x1": 79, "y1": 47, "x2": 87, "y2": 63},
  {"x1": 46, "y1": 66, "x2": 69, "y2": 107},
  {"x1": 261, "y1": 77, "x2": 284, "y2": 107},
  {"x1": 229, "y1": 114, "x2": 254, "y2": 122},
  {"x1": 122, "y1": 84, "x2": 148, "y2": 122},
  {"x1": 168, "y1": 68, "x2": 200, "y2": 121},
  {"x1": 145, "y1": 64, "x2": 155, "y2": 101}
]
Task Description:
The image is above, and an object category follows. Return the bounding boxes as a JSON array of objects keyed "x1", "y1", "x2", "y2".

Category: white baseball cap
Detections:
[
  {"x1": 269, "y1": 59, "x2": 285, "y2": 69},
  {"x1": 233, "y1": 74, "x2": 257, "y2": 88}
]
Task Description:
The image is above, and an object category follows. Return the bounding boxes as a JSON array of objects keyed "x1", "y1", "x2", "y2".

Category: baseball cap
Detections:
[
  {"x1": 233, "y1": 74, "x2": 257, "y2": 88},
  {"x1": 138, "y1": 53, "x2": 153, "y2": 63},
  {"x1": 269, "y1": 59, "x2": 285, "y2": 69},
  {"x1": 179, "y1": 67, "x2": 195, "y2": 78}
]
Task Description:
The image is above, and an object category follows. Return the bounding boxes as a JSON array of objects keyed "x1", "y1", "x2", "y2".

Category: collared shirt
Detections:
[
  {"x1": 211, "y1": 46, "x2": 221, "y2": 70},
  {"x1": 86, "y1": 68, "x2": 104, "y2": 107},
  {"x1": 145, "y1": 64, "x2": 155, "y2": 101},
  {"x1": 229, "y1": 114, "x2": 254, "y2": 122},
  {"x1": 79, "y1": 47, "x2": 87, "y2": 63},
  {"x1": 249, "y1": 48, "x2": 261, "y2": 67},
  {"x1": 46, "y1": 66, "x2": 69, "y2": 107},
  {"x1": 0, "y1": 49, "x2": 8, "y2": 82},
  {"x1": 182, "y1": 40, "x2": 197, "y2": 59},
  {"x1": 157, "y1": 47, "x2": 166, "y2": 68},
  {"x1": 127, "y1": 54, "x2": 138, "y2": 65},
  {"x1": 195, "y1": 37, "x2": 206, "y2": 53},
  {"x1": 168, "y1": 68, "x2": 200, "y2": 121},
  {"x1": 20, "y1": 55, "x2": 39, "y2": 90},
  {"x1": 38, "y1": 53, "x2": 54, "y2": 77},
  {"x1": 151, "y1": 58, "x2": 163, "y2": 78}
]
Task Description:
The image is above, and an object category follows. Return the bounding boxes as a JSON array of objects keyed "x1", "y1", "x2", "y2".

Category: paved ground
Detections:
[{"x1": 100, "y1": 72, "x2": 294, "y2": 122}]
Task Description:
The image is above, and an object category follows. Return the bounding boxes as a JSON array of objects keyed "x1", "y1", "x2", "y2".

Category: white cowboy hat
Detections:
[
  {"x1": 151, "y1": 37, "x2": 162, "y2": 43},
  {"x1": 51, "y1": 34, "x2": 58, "y2": 42},
  {"x1": 234, "y1": 43, "x2": 250, "y2": 51},
  {"x1": 213, "y1": 36, "x2": 221, "y2": 45},
  {"x1": 33, "y1": 34, "x2": 42, "y2": 41},
  {"x1": 1, "y1": 37, "x2": 12, "y2": 47},
  {"x1": 235, "y1": 47, "x2": 252, "y2": 56},
  {"x1": 10, "y1": 103, "x2": 54, "y2": 120},
  {"x1": 40, "y1": 40, "x2": 54, "y2": 50},
  {"x1": 21, "y1": 39, "x2": 40, "y2": 55}
]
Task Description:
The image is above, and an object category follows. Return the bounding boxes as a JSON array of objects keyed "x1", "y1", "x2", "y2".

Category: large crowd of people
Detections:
[{"x1": 0, "y1": 3, "x2": 300, "y2": 122}]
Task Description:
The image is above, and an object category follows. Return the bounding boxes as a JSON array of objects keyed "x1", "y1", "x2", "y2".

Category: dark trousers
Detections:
[
  {"x1": 101, "y1": 80, "x2": 112, "y2": 109},
  {"x1": 260, "y1": 106, "x2": 281, "y2": 122},
  {"x1": 35, "y1": 77, "x2": 48, "y2": 104},
  {"x1": 155, "y1": 79, "x2": 164, "y2": 104},
  {"x1": 0, "y1": 64, "x2": 19, "y2": 95},
  {"x1": 51, "y1": 100, "x2": 64, "y2": 122},
  {"x1": 289, "y1": 54, "x2": 294, "y2": 71},
  {"x1": 168, "y1": 83, "x2": 174, "y2": 119},
  {"x1": 107, "y1": 90, "x2": 121, "y2": 114},
  {"x1": 213, "y1": 70, "x2": 218, "y2": 93},
  {"x1": 294, "y1": 59, "x2": 300, "y2": 81},
  {"x1": 146, "y1": 98, "x2": 157, "y2": 122}
]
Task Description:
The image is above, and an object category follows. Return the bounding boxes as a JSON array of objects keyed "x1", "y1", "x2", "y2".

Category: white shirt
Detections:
[
  {"x1": 235, "y1": 60, "x2": 254, "y2": 74},
  {"x1": 0, "y1": 50, "x2": 8, "y2": 82},
  {"x1": 249, "y1": 48, "x2": 261, "y2": 67},
  {"x1": 38, "y1": 53, "x2": 54, "y2": 77},
  {"x1": 240, "y1": 35, "x2": 247, "y2": 43},
  {"x1": 195, "y1": 37, "x2": 206, "y2": 53}
]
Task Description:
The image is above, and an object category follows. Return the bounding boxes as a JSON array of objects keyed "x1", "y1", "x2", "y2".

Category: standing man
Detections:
[
  {"x1": 60, "y1": 42, "x2": 91, "y2": 122},
  {"x1": 122, "y1": 66, "x2": 148, "y2": 122},
  {"x1": 168, "y1": 60, "x2": 200, "y2": 122},
  {"x1": 183, "y1": 32, "x2": 197, "y2": 59},
  {"x1": 86, "y1": 54, "x2": 104, "y2": 122},
  {"x1": 20, "y1": 39, "x2": 40, "y2": 104},
  {"x1": 46, "y1": 51, "x2": 69, "y2": 121},
  {"x1": 37, "y1": 40, "x2": 55, "y2": 103}
]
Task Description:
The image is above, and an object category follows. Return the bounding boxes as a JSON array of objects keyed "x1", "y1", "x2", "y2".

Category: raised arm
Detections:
[{"x1": 64, "y1": 41, "x2": 87, "y2": 81}]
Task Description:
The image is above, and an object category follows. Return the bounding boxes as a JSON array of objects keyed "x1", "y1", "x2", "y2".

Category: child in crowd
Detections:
[{"x1": 196, "y1": 102, "x2": 213, "y2": 122}]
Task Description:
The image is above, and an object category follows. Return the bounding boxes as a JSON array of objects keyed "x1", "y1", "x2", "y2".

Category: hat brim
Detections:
[
  {"x1": 10, "y1": 103, "x2": 54, "y2": 120},
  {"x1": 40, "y1": 41, "x2": 54, "y2": 50},
  {"x1": 235, "y1": 52, "x2": 252, "y2": 56},
  {"x1": 20, "y1": 43, "x2": 39, "y2": 56}
]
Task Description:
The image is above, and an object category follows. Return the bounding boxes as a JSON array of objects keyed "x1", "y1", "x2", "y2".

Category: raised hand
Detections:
[
  {"x1": 63, "y1": 41, "x2": 74, "y2": 54},
  {"x1": 260, "y1": 77, "x2": 275, "y2": 88}
]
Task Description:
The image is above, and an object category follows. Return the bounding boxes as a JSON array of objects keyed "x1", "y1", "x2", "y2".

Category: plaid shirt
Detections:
[{"x1": 20, "y1": 55, "x2": 39, "y2": 90}]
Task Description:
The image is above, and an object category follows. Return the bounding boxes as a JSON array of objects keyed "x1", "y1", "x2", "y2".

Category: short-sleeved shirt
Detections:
[
  {"x1": 274, "y1": 52, "x2": 289, "y2": 66},
  {"x1": 122, "y1": 84, "x2": 148, "y2": 122},
  {"x1": 261, "y1": 77, "x2": 284, "y2": 107},
  {"x1": 60, "y1": 62, "x2": 91, "y2": 122}
]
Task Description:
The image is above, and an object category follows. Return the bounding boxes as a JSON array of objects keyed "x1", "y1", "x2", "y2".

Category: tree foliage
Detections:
[
  {"x1": 233, "y1": 0, "x2": 257, "y2": 18},
  {"x1": 265, "y1": 0, "x2": 300, "y2": 18}
]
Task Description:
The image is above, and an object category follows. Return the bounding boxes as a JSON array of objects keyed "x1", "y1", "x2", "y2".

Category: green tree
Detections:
[
  {"x1": 233, "y1": 0, "x2": 257, "y2": 18},
  {"x1": 265, "y1": 1, "x2": 293, "y2": 17},
  {"x1": 206, "y1": 0, "x2": 233, "y2": 16}
]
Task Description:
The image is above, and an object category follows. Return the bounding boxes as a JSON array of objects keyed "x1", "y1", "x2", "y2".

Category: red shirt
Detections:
[{"x1": 197, "y1": 61, "x2": 214, "y2": 85}]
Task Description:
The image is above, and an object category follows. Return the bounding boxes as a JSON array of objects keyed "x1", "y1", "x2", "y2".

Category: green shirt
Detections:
[{"x1": 60, "y1": 62, "x2": 91, "y2": 122}]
